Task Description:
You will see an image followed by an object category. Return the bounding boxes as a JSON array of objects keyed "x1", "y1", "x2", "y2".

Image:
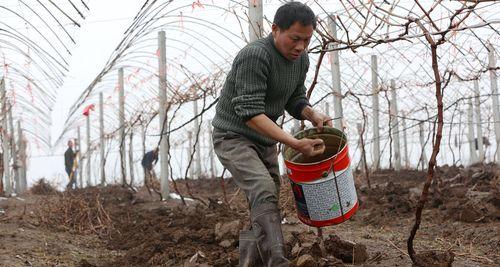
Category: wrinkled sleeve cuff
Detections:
[{"x1": 290, "y1": 99, "x2": 311, "y2": 120}]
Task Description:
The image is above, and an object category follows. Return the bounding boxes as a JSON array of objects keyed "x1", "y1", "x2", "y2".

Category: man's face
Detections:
[
  {"x1": 68, "y1": 141, "x2": 73, "y2": 148},
  {"x1": 272, "y1": 21, "x2": 314, "y2": 61}
]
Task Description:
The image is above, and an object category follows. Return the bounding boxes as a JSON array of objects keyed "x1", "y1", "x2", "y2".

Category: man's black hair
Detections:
[{"x1": 273, "y1": 2, "x2": 316, "y2": 30}]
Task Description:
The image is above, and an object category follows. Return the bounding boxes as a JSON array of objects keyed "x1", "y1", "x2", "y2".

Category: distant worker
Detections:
[
  {"x1": 142, "y1": 147, "x2": 159, "y2": 194},
  {"x1": 64, "y1": 140, "x2": 77, "y2": 190}
]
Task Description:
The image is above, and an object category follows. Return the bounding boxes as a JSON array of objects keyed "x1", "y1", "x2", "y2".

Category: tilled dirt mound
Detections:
[
  {"x1": 105, "y1": 201, "x2": 243, "y2": 266},
  {"x1": 356, "y1": 164, "x2": 499, "y2": 225},
  {"x1": 1, "y1": 164, "x2": 498, "y2": 267}
]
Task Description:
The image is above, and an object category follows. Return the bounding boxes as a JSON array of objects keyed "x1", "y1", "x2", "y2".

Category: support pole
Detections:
[
  {"x1": 193, "y1": 99, "x2": 202, "y2": 179},
  {"x1": 86, "y1": 113, "x2": 91, "y2": 186},
  {"x1": 474, "y1": 80, "x2": 484, "y2": 162},
  {"x1": 118, "y1": 67, "x2": 127, "y2": 185},
  {"x1": 158, "y1": 31, "x2": 170, "y2": 198},
  {"x1": 402, "y1": 113, "x2": 409, "y2": 169},
  {"x1": 328, "y1": 15, "x2": 343, "y2": 129},
  {"x1": 390, "y1": 80, "x2": 401, "y2": 170},
  {"x1": 129, "y1": 132, "x2": 134, "y2": 186},
  {"x1": 468, "y1": 98, "x2": 478, "y2": 165},
  {"x1": 99, "y1": 92, "x2": 105, "y2": 186},
  {"x1": 371, "y1": 55, "x2": 380, "y2": 170},
  {"x1": 208, "y1": 122, "x2": 216, "y2": 178},
  {"x1": 77, "y1": 126, "x2": 83, "y2": 188},
  {"x1": 8, "y1": 104, "x2": 19, "y2": 194},
  {"x1": 141, "y1": 124, "x2": 146, "y2": 156},
  {"x1": 248, "y1": 0, "x2": 263, "y2": 42},
  {"x1": 325, "y1": 102, "x2": 330, "y2": 117},
  {"x1": 17, "y1": 121, "x2": 26, "y2": 192},
  {"x1": 141, "y1": 124, "x2": 146, "y2": 186},
  {"x1": 488, "y1": 44, "x2": 500, "y2": 163},
  {"x1": 1, "y1": 79, "x2": 12, "y2": 196},
  {"x1": 17, "y1": 120, "x2": 27, "y2": 193},
  {"x1": 419, "y1": 122, "x2": 427, "y2": 171},
  {"x1": 188, "y1": 131, "x2": 194, "y2": 179}
]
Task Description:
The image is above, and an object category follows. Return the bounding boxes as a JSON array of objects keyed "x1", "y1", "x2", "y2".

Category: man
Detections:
[
  {"x1": 142, "y1": 147, "x2": 159, "y2": 194},
  {"x1": 212, "y1": 2, "x2": 331, "y2": 266},
  {"x1": 64, "y1": 140, "x2": 77, "y2": 190}
]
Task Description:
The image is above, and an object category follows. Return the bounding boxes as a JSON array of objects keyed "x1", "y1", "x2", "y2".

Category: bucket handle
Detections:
[
  {"x1": 321, "y1": 161, "x2": 335, "y2": 178},
  {"x1": 324, "y1": 158, "x2": 347, "y2": 222}
]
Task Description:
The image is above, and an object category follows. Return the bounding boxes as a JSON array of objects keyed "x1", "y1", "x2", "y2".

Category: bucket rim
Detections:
[
  {"x1": 283, "y1": 126, "x2": 348, "y2": 166},
  {"x1": 288, "y1": 165, "x2": 351, "y2": 185}
]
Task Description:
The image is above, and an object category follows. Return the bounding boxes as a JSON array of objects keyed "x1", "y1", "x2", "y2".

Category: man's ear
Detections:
[{"x1": 271, "y1": 23, "x2": 278, "y2": 38}]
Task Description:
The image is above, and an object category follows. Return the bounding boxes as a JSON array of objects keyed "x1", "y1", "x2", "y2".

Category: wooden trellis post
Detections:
[
  {"x1": 208, "y1": 122, "x2": 216, "y2": 178},
  {"x1": 1, "y1": 79, "x2": 11, "y2": 195},
  {"x1": 468, "y1": 98, "x2": 478, "y2": 165},
  {"x1": 17, "y1": 121, "x2": 26, "y2": 192},
  {"x1": 488, "y1": 44, "x2": 500, "y2": 163},
  {"x1": 129, "y1": 132, "x2": 134, "y2": 186},
  {"x1": 86, "y1": 112, "x2": 91, "y2": 186},
  {"x1": 371, "y1": 55, "x2": 380, "y2": 170},
  {"x1": 77, "y1": 126, "x2": 83, "y2": 188},
  {"x1": 8, "y1": 104, "x2": 19, "y2": 194},
  {"x1": 474, "y1": 80, "x2": 484, "y2": 162},
  {"x1": 402, "y1": 113, "x2": 409, "y2": 169},
  {"x1": 118, "y1": 67, "x2": 127, "y2": 186},
  {"x1": 188, "y1": 131, "x2": 194, "y2": 179},
  {"x1": 418, "y1": 122, "x2": 427, "y2": 171},
  {"x1": 158, "y1": 30, "x2": 170, "y2": 198},
  {"x1": 99, "y1": 92, "x2": 105, "y2": 186},
  {"x1": 193, "y1": 99, "x2": 202, "y2": 179},
  {"x1": 248, "y1": 0, "x2": 263, "y2": 42},
  {"x1": 328, "y1": 15, "x2": 343, "y2": 130},
  {"x1": 390, "y1": 80, "x2": 401, "y2": 171}
]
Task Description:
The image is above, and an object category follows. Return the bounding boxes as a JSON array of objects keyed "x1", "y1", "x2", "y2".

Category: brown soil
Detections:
[
  {"x1": 413, "y1": 250, "x2": 454, "y2": 267},
  {"x1": 0, "y1": 164, "x2": 498, "y2": 267}
]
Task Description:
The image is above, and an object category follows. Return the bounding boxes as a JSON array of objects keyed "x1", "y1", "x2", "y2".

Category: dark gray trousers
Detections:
[{"x1": 212, "y1": 128, "x2": 281, "y2": 209}]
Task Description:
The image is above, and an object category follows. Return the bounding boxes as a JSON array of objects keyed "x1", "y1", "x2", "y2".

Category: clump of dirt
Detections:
[
  {"x1": 106, "y1": 200, "x2": 243, "y2": 266},
  {"x1": 431, "y1": 163, "x2": 499, "y2": 223},
  {"x1": 30, "y1": 178, "x2": 58, "y2": 195},
  {"x1": 323, "y1": 234, "x2": 368, "y2": 264},
  {"x1": 285, "y1": 231, "x2": 368, "y2": 266},
  {"x1": 413, "y1": 250, "x2": 454, "y2": 267}
]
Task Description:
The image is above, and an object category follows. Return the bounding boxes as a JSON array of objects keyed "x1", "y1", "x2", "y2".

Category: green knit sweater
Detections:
[{"x1": 212, "y1": 34, "x2": 311, "y2": 146}]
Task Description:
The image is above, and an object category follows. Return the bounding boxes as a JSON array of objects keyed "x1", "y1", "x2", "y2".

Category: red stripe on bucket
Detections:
[{"x1": 285, "y1": 145, "x2": 350, "y2": 183}]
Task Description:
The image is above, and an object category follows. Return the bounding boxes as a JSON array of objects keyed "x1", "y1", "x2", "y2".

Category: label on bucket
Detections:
[{"x1": 290, "y1": 166, "x2": 357, "y2": 222}]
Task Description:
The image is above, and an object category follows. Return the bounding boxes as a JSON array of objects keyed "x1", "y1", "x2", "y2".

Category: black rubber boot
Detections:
[
  {"x1": 251, "y1": 203, "x2": 290, "y2": 267},
  {"x1": 238, "y1": 230, "x2": 261, "y2": 267}
]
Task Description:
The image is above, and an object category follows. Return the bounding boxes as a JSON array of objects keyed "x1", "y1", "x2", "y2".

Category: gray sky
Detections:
[
  {"x1": 29, "y1": 1, "x2": 144, "y2": 185},
  {"x1": 51, "y1": 0, "x2": 145, "y2": 142}
]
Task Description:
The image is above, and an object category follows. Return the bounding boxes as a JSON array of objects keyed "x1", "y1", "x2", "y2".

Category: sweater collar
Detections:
[{"x1": 266, "y1": 33, "x2": 293, "y2": 62}]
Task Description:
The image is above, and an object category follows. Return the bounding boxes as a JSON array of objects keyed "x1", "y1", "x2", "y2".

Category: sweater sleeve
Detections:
[
  {"x1": 231, "y1": 46, "x2": 270, "y2": 122},
  {"x1": 285, "y1": 55, "x2": 311, "y2": 120}
]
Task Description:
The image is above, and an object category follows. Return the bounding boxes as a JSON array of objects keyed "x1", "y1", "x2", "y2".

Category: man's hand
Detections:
[
  {"x1": 292, "y1": 138, "x2": 325, "y2": 158},
  {"x1": 246, "y1": 114, "x2": 326, "y2": 158},
  {"x1": 301, "y1": 106, "x2": 332, "y2": 132}
]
